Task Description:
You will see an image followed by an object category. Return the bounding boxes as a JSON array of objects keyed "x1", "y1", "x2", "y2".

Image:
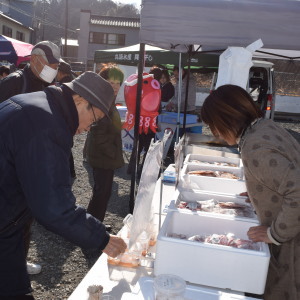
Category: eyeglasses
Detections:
[{"x1": 89, "y1": 105, "x2": 106, "y2": 128}]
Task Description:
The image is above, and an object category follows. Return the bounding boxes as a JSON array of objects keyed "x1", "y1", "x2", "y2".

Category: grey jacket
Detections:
[{"x1": 239, "y1": 118, "x2": 300, "y2": 300}]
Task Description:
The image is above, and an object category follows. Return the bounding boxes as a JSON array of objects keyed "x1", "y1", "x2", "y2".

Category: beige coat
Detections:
[{"x1": 239, "y1": 118, "x2": 300, "y2": 300}]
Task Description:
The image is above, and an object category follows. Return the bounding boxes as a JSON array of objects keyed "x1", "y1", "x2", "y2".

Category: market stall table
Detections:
[{"x1": 68, "y1": 179, "x2": 175, "y2": 299}]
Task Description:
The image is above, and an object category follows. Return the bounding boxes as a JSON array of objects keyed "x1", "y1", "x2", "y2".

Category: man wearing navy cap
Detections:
[{"x1": 0, "y1": 41, "x2": 60, "y2": 103}]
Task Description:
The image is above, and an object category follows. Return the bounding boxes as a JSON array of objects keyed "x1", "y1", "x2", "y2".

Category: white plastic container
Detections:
[
  {"x1": 168, "y1": 189, "x2": 257, "y2": 222},
  {"x1": 121, "y1": 276, "x2": 260, "y2": 300},
  {"x1": 154, "y1": 274, "x2": 186, "y2": 299},
  {"x1": 180, "y1": 164, "x2": 246, "y2": 196},
  {"x1": 184, "y1": 153, "x2": 243, "y2": 168},
  {"x1": 154, "y1": 211, "x2": 270, "y2": 294}
]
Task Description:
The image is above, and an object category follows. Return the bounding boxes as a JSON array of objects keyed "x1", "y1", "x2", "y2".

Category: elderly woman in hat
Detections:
[{"x1": 201, "y1": 84, "x2": 300, "y2": 300}]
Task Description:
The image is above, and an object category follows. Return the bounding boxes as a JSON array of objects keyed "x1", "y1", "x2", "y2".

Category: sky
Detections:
[{"x1": 115, "y1": 0, "x2": 141, "y2": 8}]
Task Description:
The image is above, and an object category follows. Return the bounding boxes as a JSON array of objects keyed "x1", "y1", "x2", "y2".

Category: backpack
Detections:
[{"x1": 15, "y1": 69, "x2": 28, "y2": 94}]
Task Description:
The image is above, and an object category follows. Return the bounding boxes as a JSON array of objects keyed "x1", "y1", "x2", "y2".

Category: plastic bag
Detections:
[
  {"x1": 129, "y1": 131, "x2": 170, "y2": 248},
  {"x1": 216, "y1": 39, "x2": 263, "y2": 89}
]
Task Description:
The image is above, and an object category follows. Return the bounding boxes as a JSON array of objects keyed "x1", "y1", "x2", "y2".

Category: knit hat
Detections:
[
  {"x1": 31, "y1": 41, "x2": 60, "y2": 64},
  {"x1": 63, "y1": 71, "x2": 114, "y2": 117}
]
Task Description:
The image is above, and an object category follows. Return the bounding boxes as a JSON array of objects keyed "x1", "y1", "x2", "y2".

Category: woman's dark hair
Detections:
[
  {"x1": 201, "y1": 85, "x2": 263, "y2": 140},
  {"x1": 161, "y1": 69, "x2": 171, "y2": 82},
  {"x1": 149, "y1": 67, "x2": 162, "y2": 81},
  {"x1": 0, "y1": 65, "x2": 10, "y2": 76},
  {"x1": 99, "y1": 65, "x2": 124, "y2": 84}
]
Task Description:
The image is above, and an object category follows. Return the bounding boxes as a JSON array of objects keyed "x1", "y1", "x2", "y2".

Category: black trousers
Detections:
[
  {"x1": 127, "y1": 131, "x2": 155, "y2": 176},
  {"x1": 87, "y1": 168, "x2": 114, "y2": 222},
  {"x1": 1, "y1": 295, "x2": 35, "y2": 299},
  {"x1": 69, "y1": 151, "x2": 76, "y2": 178}
]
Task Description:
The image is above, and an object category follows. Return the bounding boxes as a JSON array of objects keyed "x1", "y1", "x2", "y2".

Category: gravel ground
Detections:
[{"x1": 28, "y1": 120, "x2": 300, "y2": 299}]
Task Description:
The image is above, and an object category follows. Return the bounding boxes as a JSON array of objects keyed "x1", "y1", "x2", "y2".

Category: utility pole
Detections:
[
  {"x1": 42, "y1": 0, "x2": 46, "y2": 40},
  {"x1": 64, "y1": 0, "x2": 68, "y2": 58}
]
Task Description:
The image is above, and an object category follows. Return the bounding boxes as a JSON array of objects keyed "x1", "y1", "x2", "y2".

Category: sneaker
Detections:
[
  {"x1": 27, "y1": 262, "x2": 42, "y2": 275},
  {"x1": 105, "y1": 225, "x2": 112, "y2": 232}
]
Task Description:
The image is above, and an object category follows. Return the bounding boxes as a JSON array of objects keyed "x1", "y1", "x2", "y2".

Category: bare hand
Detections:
[
  {"x1": 103, "y1": 235, "x2": 127, "y2": 258},
  {"x1": 166, "y1": 102, "x2": 174, "y2": 112},
  {"x1": 239, "y1": 192, "x2": 250, "y2": 203},
  {"x1": 247, "y1": 225, "x2": 271, "y2": 243}
]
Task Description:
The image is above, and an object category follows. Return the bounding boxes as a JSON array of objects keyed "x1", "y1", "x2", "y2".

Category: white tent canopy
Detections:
[{"x1": 140, "y1": 0, "x2": 300, "y2": 54}]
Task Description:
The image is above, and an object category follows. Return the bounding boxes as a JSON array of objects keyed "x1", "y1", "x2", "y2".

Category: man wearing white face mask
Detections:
[{"x1": 0, "y1": 41, "x2": 60, "y2": 103}]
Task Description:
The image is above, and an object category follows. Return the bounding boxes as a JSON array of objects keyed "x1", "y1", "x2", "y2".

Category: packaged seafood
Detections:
[
  {"x1": 155, "y1": 211, "x2": 270, "y2": 294},
  {"x1": 168, "y1": 190, "x2": 258, "y2": 221},
  {"x1": 184, "y1": 154, "x2": 242, "y2": 168},
  {"x1": 180, "y1": 164, "x2": 246, "y2": 196},
  {"x1": 107, "y1": 218, "x2": 158, "y2": 268},
  {"x1": 168, "y1": 232, "x2": 260, "y2": 251},
  {"x1": 188, "y1": 170, "x2": 240, "y2": 179}
]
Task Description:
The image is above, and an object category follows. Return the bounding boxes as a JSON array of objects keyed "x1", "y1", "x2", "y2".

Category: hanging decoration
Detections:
[{"x1": 123, "y1": 73, "x2": 161, "y2": 134}]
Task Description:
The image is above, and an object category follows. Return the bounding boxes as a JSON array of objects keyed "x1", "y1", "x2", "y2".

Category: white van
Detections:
[{"x1": 210, "y1": 60, "x2": 275, "y2": 119}]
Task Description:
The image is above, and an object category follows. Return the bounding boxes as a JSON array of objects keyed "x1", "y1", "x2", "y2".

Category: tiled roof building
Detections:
[{"x1": 78, "y1": 10, "x2": 140, "y2": 68}]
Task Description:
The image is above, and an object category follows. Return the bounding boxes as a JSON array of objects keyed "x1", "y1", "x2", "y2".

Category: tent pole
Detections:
[
  {"x1": 129, "y1": 43, "x2": 145, "y2": 214},
  {"x1": 176, "y1": 53, "x2": 182, "y2": 142},
  {"x1": 182, "y1": 45, "x2": 193, "y2": 134}
]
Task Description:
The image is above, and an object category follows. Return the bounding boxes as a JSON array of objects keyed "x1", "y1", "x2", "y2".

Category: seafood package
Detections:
[
  {"x1": 177, "y1": 199, "x2": 255, "y2": 218},
  {"x1": 190, "y1": 159, "x2": 238, "y2": 167},
  {"x1": 107, "y1": 214, "x2": 157, "y2": 268},
  {"x1": 168, "y1": 232, "x2": 260, "y2": 251},
  {"x1": 184, "y1": 154, "x2": 242, "y2": 168},
  {"x1": 188, "y1": 170, "x2": 240, "y2": 179},
  {"x1": 180, "y1": 164, "x2": 246, "y2": 195},
  {"x1": 154, "y1": 211, "x2": 270, "y2": 294}
]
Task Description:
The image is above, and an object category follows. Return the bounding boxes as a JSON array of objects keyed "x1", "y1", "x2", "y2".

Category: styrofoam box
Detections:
[
  {"x1": 184, "y1": 153, "x2": 243, "y2": 168},
  {"x1": 168, "y1": 189, "x2": 258, "y2": 222},
  {"x1": 121, "y1": 276, "x2": 260, "y2": 300},
  {"x1": 180, "y1": 164, "x2": 246, "y2": 196},
  {"x1": 154, "y1": 211, "x2": 270, "y2": 294}
]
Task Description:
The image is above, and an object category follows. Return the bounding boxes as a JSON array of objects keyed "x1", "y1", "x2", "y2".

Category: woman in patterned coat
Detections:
[{"x1": 201, "y1": 84, "x2": 300, "y2": 300}]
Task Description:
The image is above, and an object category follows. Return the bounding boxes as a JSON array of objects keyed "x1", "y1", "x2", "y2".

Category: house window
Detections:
[
  {"x1": 89, "y1": 32, "x2": 106, "y2": 44},
  {"x1": 16, "y1": 31, "x2": 24, "y2": 41},
  {"x1": 89, "y1": 32, "x2": 125, "y2": 46},
  {"x1": 3, "y1": 25, "x2": 12, "y2": 37}
]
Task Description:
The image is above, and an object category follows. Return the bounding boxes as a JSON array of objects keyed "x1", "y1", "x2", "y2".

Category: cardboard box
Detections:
[{"x1": 154, "y1": 211, "x2": 270, "y2": 294}]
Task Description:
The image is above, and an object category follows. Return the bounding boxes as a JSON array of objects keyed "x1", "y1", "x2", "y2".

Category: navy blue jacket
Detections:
[{"x1": 0, "y1": 86, "x2": 109, "y2": 296}]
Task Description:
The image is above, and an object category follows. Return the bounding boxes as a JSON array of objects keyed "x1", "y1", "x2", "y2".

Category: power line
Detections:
[{"x1": 0, "y1": 1, "x2": 77, "y2": 33}]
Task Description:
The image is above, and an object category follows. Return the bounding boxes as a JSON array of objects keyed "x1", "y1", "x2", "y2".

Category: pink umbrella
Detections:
[{"x1": 0, "y1": 35, "x2": 33, "y2": 66}]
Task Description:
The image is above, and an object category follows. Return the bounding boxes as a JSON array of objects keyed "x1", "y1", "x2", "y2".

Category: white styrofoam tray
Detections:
[
  {"x1": 179, "y1": 164, "x2": 246, "y2": 196},
  {"x1": 184, "y1": 153, "x2": 243, "y2": 168},
  {"x1": 121, "y1": 276, "x2": 261, "y2": 299},
  {"x1": 168, "y1": 189, "x2": 257, "y2": 222},
  {"x1": 154, "y1": 211, "x2": 270, "y2": 295}
]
